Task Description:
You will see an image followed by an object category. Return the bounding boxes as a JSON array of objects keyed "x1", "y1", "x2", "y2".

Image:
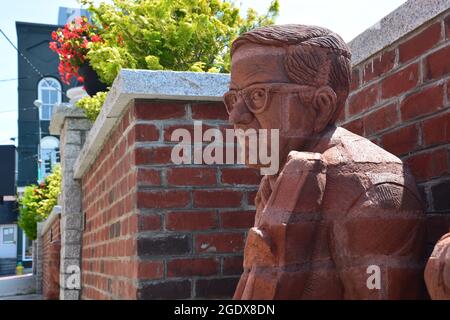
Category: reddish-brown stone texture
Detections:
[
  {"x1": 340, "y1": 13, "x2": 450, "y2": 299},
  {"x1": 42, "y1": 216, "x2": 61, "y2": 300},
  {"x1": 424, "y1": 232, "x2": 450, "y2": 299},
  {"x1": 226, "y1": 24, "x2": 425, "y2": 300},
  {"x1": 81, "y1": 100, "x2": 259, "y2": 299},
  {"x1": 342, "y1": 14, "x2": 450, "y2": 241}
]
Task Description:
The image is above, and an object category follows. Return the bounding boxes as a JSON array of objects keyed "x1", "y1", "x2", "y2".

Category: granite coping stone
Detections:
[{"x1": 349, "y1": 0, "x2": 450, "y2": 66}]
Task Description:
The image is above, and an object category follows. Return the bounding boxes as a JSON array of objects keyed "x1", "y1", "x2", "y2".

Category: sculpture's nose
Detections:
[{"x1": 228, "y1": 97, "x2": 254, "y2": 125}]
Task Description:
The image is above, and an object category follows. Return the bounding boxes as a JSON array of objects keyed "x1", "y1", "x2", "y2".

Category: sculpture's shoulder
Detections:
[
  {"x1": 317, "y1": 127, "x2": 423, "y2": 214},
  {"x1": 321, "y1": 127, "x2": 402, "y2": 167}
]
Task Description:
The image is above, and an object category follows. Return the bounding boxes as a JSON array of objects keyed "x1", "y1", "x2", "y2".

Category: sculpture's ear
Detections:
[{"x1": 312, "y1": 86, "x2": 337, "y2": 133}]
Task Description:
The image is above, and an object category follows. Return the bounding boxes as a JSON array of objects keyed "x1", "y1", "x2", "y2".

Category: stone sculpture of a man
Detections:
[{"x1": 224, "y1": 24, "x2": 425, "y2": 299}]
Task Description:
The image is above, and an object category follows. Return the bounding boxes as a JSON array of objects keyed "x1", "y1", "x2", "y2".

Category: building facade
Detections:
[{"x1": 0, "y1": 145, "x2": 18, "y2": 275}]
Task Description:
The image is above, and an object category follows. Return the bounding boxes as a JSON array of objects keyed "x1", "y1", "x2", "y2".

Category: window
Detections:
[
  {"x1": 38, "y1": 77, "x2": 62, "y2": 120},
  {"x1": 2, "y1": 227, "x2": 14, "y2": 244},
  {"x1": 40, "y1": 136, "x2": 60, "y2": 178},
  {"x1": 22, "y1": 233, "x2": 32, "y2": 261}
]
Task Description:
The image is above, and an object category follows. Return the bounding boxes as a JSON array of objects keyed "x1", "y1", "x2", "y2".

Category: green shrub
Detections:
[
  {"x1": 75, "y1": 0, "x2": 279, "y2": 121},
  {"x1": 81, "y1": 0, "x2": 279, "y2": 83},
  {"x1": 18, "y1": 165, "x2": 62, "y2": 240},
  {"x1": 76, "y1": 91, "x2": 107, "y2": 121}
]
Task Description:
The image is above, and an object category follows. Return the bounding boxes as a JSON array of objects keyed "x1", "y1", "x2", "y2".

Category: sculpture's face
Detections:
[{"x1": 225, "y1": 43, "x2": 318, "y2": 171}]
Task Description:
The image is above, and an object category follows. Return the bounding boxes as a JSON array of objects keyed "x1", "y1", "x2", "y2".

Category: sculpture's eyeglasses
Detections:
[{"x1": 223, "y1": 83, "x2": 311, "y2": 115}]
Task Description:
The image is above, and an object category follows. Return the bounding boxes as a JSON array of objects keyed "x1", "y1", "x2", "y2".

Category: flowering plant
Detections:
[
  {"x1": 49, "y1": 16, "x2": 103, "y2": 84},
  {"x1": 18, "y1": 165, "x2": 61, "y2": 240}
]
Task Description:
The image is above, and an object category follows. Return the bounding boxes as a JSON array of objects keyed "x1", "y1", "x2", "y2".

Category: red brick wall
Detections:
[
  {"x1": 42, "y1": 216, "x2": 61, "y2": 300},
  {"x1": 341, "y1": 10, "x2": 450, "y2": 251},
  {"x1": 81, "y1": 100, "x2": 260, "y2": 299}
]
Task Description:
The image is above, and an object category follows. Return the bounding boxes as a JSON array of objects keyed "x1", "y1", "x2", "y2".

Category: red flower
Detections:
[
  {"x1": 49, "y1": 16, "x2": 103, "y2": 84},
  {"x1": 91, "y1": 34, "x2": 101, "y2": 42},
  {"x1": 49, "y1": 41, "x2": 57, "y2": 51}
]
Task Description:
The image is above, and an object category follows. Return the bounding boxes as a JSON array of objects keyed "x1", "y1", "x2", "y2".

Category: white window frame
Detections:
[
  {"x1": 1, "y1": 225, "x2": 16, "y2": 244},
  {"x1": 22, "y1": 233, "x2": 32, "y2": 261},
  {"x1": 39, "y1": 136, "x2": 60, "y2": 179},
  {"x1": 38, "y1": 77, "x2": 62, "y2": 120}
]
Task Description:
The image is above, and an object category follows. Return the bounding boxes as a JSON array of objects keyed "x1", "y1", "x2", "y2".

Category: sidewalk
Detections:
[
  {"x1": 0, "y1": 293, "x2": 42, "y2": 300},
  {"x1": 0, "y1": 273, "x2": 36, "y2": 298}
]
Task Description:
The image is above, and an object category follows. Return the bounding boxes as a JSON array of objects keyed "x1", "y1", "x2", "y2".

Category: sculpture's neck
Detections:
[{"x1": 303, "y1": 125, "x2": 338, "y2": 153}]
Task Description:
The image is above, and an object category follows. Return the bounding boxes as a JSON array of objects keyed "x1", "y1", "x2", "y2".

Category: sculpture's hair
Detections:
[{"x1": 231, "y1": 24, "x2": 352, "y2": 123}]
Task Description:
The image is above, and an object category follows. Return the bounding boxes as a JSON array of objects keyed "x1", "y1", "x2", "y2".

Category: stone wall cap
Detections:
[
  {"x1": 40, "y1": 205, "x2": 61, "y2": 237},
  {"x1": 349, "y1": 0, "x2": 450, "y2": 66},
  {"x1": 49, "y1": 104, "x2": 87, "y2": 135},
  {"x1": 73, "y1": 70, "x2": 230, "y2": 179},
  {"x1": 114, "y1": 69, "x2": 230, "y2": 99}
]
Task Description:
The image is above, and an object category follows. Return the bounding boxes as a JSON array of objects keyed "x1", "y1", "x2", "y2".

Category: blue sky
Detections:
[{"x1": 0, "y1": 0, "x2": 406, "y2": 145}]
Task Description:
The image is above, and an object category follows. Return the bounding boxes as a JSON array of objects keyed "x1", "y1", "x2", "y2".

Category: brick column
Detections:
[{"x1": 50, "y1": 105, "x2": 92, "y2": 300}]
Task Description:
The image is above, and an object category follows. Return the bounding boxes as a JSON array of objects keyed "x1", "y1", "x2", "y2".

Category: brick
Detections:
[
  {"x1": 167, "y1": 258, "x2": 219, "y2": 277},
  {"x1": 247, "y1": 190, "x2": 258, "y2": 206},
  {"x1": 139, "y1": 280, "x2": 191, "y2": 299},
  {"x1": 220, "y1": 210, "x2": 255, "y2": 229},
  {"x1": 425, "y1": 45, "x2": 450, "y2": 80},
  {"x1": 448, "y1": 80, "x2": 450, "y2": 101},
  {"x1": 195, "y1": 277, "x2": 240, "y2": 298},
  {"x1": 133, "y1": 101, "x2": 186, "y2": 120},
  {"x1": 350, "y1": 67, "x2": 360, "y2": 91},
  {"x1": 193, "y1": 190, "x2": 242, "y2": 208},
  {"x1": 138, "y1": 234, "x2": 191, "y2": 256},
  {"x1": 167, "y1": 167, "x2": 216, "y2": 186},
  {"x1": 138, "y1": 214, "x2": 162, "y2": 231},
  {"x1": 133, "y1": 123, "x2": 159, "y2": 142},
  {"x1": 137, "y1": 190, "x2": 190, "y2": 209},
  {"x1": 342, "y1": 118, "x2": 364, "y2": 136},
  {"x1": 348, "y1": 83, "x2": 379, "y2": 116},
  {"x1": 431, "y1": 180, "x2": 450, "y2": 211},
  {"x1": 223, "y1": 256, "x2": 244, "y2": 275},
  {"x1": 400, "y1": 84, "x2": 444, "y2": 121},
  {"x1": 399, "y1": 22, "x2": 442, "y2": 63},
  {"x1": 137, "y1": 261, "x2": 164, "y2": 280},
  {"x1": 363, "y1": 49, "x2": 396, "y2": 83},
  {"x1": 163, "y1": 124, "x2": 215, "y2": 142},
  {"x1": 136, "y1": 168, "x2": 161, "y2": 186},
  {"x1": 220, "y1": 168, "x2": 261, "y2": 185},
  {"x1": 381, "y1": 63, "x2": 419, "y2": 99},
  {"x1": 195, "y1": 232, "x2": 244, "y2": 253},
  {"x1": 405, "y1": 148, "x2": 448, "y2": 181},
  {"x1": 166, "y1": 211, "x2": 217, "y2": 231},
  {"x1": 134, "y1": 147, "x2": 173, "y2": 165},
  {"x1": 363, "y1": 103, "x2": 399, "y2": 136},
  {"x1": 381, "y1": 124, "x2": 419, "y2": 155},
  {"x1": 446, "y1": 15, "x2": 450, "y2": 38},
  {"x1": 426, "y1": 215, "x2": 450, "y2": 244},
  {"x1": 423, "y1": 111, "x2": 450, "y2": 146},
  {"x1": 191, "y1": 102, "x2": 228, "y2": 120}
]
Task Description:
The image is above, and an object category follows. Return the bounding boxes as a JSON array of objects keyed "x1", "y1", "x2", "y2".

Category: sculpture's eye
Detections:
[{"x1": 250, "y1": 88, "x2": 267, "y2": 111}]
